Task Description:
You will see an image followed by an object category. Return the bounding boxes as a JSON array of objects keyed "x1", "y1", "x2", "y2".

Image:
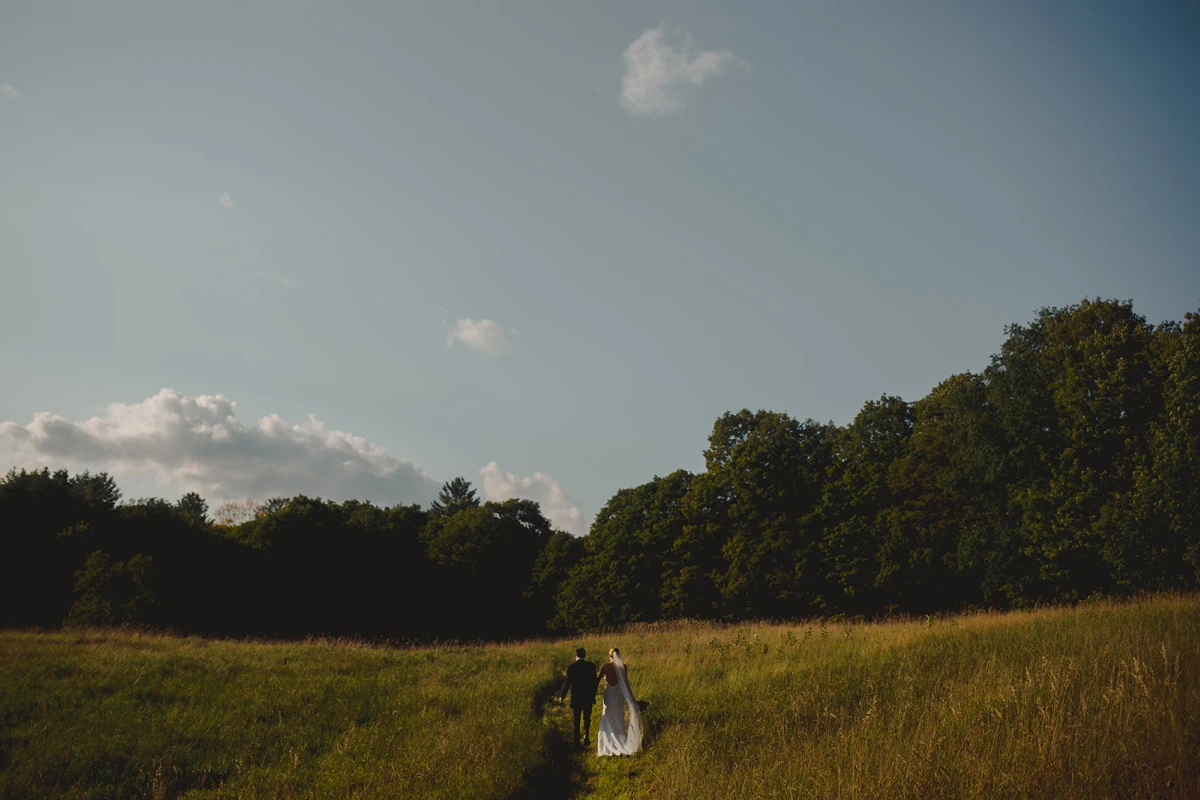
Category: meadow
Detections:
[
  {"x1": 2, "y1": 593, "x2": 1198, "y2": 799},
  {"x1": 0, "y1": 632, "x2": 564, "y2": 799},
  {"x1": 574, "y1": 593, "x2": 1200, "y2": 799}
]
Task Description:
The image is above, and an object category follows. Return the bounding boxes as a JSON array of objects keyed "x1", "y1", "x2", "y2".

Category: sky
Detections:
[{"x1": 2, "y1": 1, "x2": 1198, "y2": 534}]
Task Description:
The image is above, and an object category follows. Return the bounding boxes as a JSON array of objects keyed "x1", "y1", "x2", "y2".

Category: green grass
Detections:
[
  {"x1": 577, "y1": 594, "x2": 1200, "y2": 799},
  {"x1": 4, "y1": 594, "x2": 1199, "y2": 799},
  {"x1": 0, "y1": 631, "x2": 563, "y2": 799}
]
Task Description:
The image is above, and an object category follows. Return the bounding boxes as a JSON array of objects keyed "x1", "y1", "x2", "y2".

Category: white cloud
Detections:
[
  {"x1": 479, "y1": 461, "x2": 586, "y2": 535},
  {"x1": 0, "y1": 389, "x2": 440, "y2": 505},
  {"x1": 447, "y1": 317, "x2": 512, "y2": 355},
  {"x1": 620, "y1": 26, "x2": 743, "y2": 116},
  {"x1": 218, "y1": 192, "x2": 235, "y2": 209},
  {"x1": 1, "y1": 82, "x2": 20, "y2": 100}
]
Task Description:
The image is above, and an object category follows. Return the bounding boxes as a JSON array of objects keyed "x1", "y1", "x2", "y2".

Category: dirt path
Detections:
[{"x1": 507, "y1": 676, "x2": 594, "y2": 800}]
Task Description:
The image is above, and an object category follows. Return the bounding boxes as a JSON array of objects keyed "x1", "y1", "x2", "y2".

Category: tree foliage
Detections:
[
  {"x1": 0, "y1": 474, "x2": 570, "y2": 640},
  {"x1": 3, "y1": 299, "x2": 1198, "y2": 639},
  {"x1": 552, "y1": 299, "x2": 1200, "y2": 630},
  {"x1": 429, "y1": 477, "x2": 481, "y2": 518},
  {"x1": 65, "y1": 551, "x2": 156, "y2": 626}
]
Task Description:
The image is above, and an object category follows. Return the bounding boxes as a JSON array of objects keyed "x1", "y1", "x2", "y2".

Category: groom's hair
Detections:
[{"x1": 576, "y1": 647, "x2": 586, "y2": 658}]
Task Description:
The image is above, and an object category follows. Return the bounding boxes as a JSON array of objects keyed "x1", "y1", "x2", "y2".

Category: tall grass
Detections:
[
  {"x1": 0, "y1": 631, "x2": 560, "y2": 799},
  {"x1": 576, "y1": 594, "x2": 1200, "y2": 799},
  {"x1": 3, "y1": 594, "x2": 1198, "y2": 799}
]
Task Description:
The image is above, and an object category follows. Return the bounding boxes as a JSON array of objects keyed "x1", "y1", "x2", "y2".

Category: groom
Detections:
[{"x1": 560, "y1": 647, "x2": 597, "y2": 747}]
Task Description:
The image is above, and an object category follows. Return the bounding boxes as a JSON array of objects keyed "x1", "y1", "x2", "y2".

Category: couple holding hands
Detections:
[{"x1": 559, "y1": 646, "x2": 643, "y2": 756}]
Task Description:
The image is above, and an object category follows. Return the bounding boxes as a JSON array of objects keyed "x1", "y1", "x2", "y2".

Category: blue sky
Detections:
[{"x1": 2, "y1": 1, "x2": 1198, "y2": 533}]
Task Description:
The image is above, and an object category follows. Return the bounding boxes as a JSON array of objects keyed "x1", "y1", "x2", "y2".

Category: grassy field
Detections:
[
  {"x1": 0, "y1": 631, "x2": 564, "y2": 799},
  {"x1": 575, "y1": 594, "x2": 1200, "y2": 800},
  {"x1": 3, "y1": 594, "x2": 1199, "y2": 799}
]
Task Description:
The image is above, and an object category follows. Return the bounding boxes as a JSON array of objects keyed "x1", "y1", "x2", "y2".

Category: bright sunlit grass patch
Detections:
[{"x1": 574, "y1": 594, "x2": 1200, "y2": 799}]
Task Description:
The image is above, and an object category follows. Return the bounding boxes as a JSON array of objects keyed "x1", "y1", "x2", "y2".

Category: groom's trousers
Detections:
[{"x1": 571, "y1": 705, "x2": 592, "y2": 744}]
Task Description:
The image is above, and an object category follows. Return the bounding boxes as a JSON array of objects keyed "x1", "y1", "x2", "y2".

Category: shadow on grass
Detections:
[
  {"x1": 637, "y1": 699, "x2": 665, "y2": 752},
  {"x1": 508, "y1": 675, "x2": 594, "y2": 800}
]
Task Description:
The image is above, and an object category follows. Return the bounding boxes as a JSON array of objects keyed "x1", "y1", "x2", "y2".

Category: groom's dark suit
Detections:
[{"x1": 560, "y1": 657, "x2": 597, "y2": 745}]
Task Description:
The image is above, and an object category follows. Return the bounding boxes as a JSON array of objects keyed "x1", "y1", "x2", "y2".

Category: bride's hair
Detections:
[{"x1": 609, "y1": 647, "x2": 619, "y2": 659}]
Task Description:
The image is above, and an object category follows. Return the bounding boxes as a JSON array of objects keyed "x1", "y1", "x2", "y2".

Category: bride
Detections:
[{"x1": 595, "y1": 647, "x2": 643, "y2": 756}]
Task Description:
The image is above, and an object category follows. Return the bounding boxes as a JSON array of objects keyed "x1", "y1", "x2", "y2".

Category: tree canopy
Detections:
[{"x1": 3, "y1": 298, "x2": 1198, "y2": 640}]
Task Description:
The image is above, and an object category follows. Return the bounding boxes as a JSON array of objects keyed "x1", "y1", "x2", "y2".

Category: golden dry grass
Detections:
[{"x1": 574, "y1": 594, "x2": 1200, "y2": 799}]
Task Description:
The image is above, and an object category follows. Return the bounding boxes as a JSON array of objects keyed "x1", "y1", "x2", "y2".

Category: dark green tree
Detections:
[
  {"x1": 554, "y1": 470, "x2": 693, "y2": 631},
  {"x1": 710, "y1": 412, "x2": 835, "y2": 619},
  {"x1": 879, "y1": 373, "x2": 999, "y2": 612},
  {"x1": 984, "y1": 299, "x2": 1160, "y2": 602},
  {"x1": 661, "y1": 470, "x2": 728, "y2": 619},
  {"x1": 0, "y1": 468, "x2": 123, "y2": 627},
  {"x1": 662, "y1": 412, "x2": 773, "y2": 620},
  {"x1": 529, "y1": 530, "x2": 586, "y2": 630},
  {"x1": 66, "y1": 550, "x2": 156, "y2": 626},
  {"x1": 425, "y1": 499, "x2": 555, "y2": 638},
  {"x1": 816, "y1": 396, "x2": 913, "y2": 614},
  {"x1": 5, "y1": 297, "x2": 1199, "y2": 640},
  {"x1": 1116, "y1": 306, "x2": 1200, "y2": 588},
  {"x1": 175, "y1": 492, "x2": 210, "y2": 528},
  {"x1": 429, "y1": 477, "x2": 481, "y2": 518},
  {"x1": 257, "y1": 496, "x2": 291, "y2": 516}
]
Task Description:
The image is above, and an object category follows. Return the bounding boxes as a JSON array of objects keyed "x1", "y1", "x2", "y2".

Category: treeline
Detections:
[
  {"x1": 0, "y1": 475, "x2": 580, "y2": 640},
  {"x1": 557, "y1": 298, "x2": 1200, "y2": 630},
  {"x1": 3, "y1": 298, "x2": 1199, "y2": 639}
]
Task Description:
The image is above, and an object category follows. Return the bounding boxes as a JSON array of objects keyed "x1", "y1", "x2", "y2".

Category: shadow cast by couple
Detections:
[
  {"x1": 507, "y1": 676, "x2": 595, "y2": 800},
  {"x1": 633, "y1": 699, "x2": 663, "y2": 750},
  {"x1": 509, "y1": 671, "x2": 663, "y2": 799}
]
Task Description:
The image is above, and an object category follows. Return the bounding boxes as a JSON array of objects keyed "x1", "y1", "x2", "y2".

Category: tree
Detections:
[
  {"x1": 983, "y1": 299, "x2": 1160, "y2": 602},
  {"x1": 175, "y1": 492, "x2": 210, "y2": 528},
  {"x1": 879, "y1": 373, "x2": 998, "y2": 612},
  {"x1": 1118, "y1": 306, "x2": 1200, "y2": 588},
  {"x1": 4, "y1": 297, "x2": 1198, "y2": 641},
  {"x1": 66, "y1": 550, "x2": 156, "y2": 626},
  {"x1": 214, "y1": 498, "x2": 260, "y2": 528},
  {"x1": 530, "y1": 531, "x2": 586, "y2": 630},
  {"x1": 425, "y1": 499, "x2": 554, "y2": 638},
  {"x1": 817, "y1": 396, "x2": 913, "y2": 614},
  {"x1": 0, "y1": 468, "x2": 123, "y2": 627},
  {"x1": 714, "y1": 414, "x2": 836, "y2": 619},
  {"x1": 554, "y1": 470, "x2": 693, "y2": 632},
  {"x1": 661, "y1": 470, "x2": 729, "y2": 619},
  {"x1": 429, "y1": 477, "x2": 481, "y2": 518},
  {"x1": 257, "y1": 497, "x2": 291, "y2": 516},
  {"x1": 662, "y1": 412, "x2": 779, "y2": 620},
  {"x1": 70, "y1": 471, "x2": 122, "y2": 510}
]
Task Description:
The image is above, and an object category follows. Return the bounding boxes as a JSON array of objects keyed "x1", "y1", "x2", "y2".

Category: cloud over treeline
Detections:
[
  {"x1": 479, "y1": 461, "x2": 586, "y2": 535},
  {"x1": 1, "y1": 390, "x2": 590, "y2": 533},
  {"x1": 1, "y1": 389, "x2": 438, "y2": 505}
]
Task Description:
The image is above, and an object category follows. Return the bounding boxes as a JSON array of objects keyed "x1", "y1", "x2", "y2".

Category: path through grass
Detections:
[{"x1": 3, "y1": 594, "x2": 1198, "y2": 799}]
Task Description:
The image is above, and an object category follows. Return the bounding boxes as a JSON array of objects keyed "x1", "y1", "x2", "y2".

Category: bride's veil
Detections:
[{"x1": 610, "y1": 650, "x2": 643, "y2": 753}]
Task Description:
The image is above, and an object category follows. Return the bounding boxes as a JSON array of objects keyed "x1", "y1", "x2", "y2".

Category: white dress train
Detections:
[{"x1": 596, "y1": 653, "x2": 642, "y2": 756}]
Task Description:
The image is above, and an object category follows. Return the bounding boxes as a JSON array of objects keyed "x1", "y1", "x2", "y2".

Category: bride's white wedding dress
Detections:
[{"x1": 596, "y1": 652, "x2": 642, "y2": 756}]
